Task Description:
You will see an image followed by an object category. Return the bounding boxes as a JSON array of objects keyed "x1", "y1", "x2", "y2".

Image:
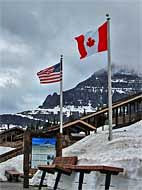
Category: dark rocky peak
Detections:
[{"x1": 41, "y1": 66, "x2": 142, "y2": 109}]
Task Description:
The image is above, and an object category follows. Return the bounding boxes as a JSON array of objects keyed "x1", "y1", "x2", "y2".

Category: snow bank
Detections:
[
  {"x1": 0, "y1": 147, "x2": 14, "y2": 155},
  {"x1": 0, "y1": 147, "x2": 23, "y2": 181},
  {"x1": 1, "y1": 121, "x2": 142, "y2": 189},
  {"x1": 30, "y1": 120, "x2": 142, "y2": 189}
]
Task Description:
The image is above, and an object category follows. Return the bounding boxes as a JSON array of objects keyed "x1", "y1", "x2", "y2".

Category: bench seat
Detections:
[
  {"x1": 66, "y1": 165, "x2": 123, "y2": 173},
  {"x1": 38, "y1": 164, "x2": 56, "y2": 174},
  {"x1": 38, "y1": 157, "x2": 123, "y2": 190},
  {"x1": 5, "y1": 169, "x2": 21, "y2": 182},
  {"x1": 65, "y1": 164, "x2": 124, "y2": 190},
  {"x1": 38, "y1": 156, "x2": 78, "y2": 190}
]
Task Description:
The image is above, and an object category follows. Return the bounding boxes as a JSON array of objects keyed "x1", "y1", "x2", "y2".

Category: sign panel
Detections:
[{"x1": 31, "y1": 137, "x2": 56, "y2": 168}]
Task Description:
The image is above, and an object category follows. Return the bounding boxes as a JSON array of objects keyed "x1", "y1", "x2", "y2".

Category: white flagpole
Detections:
[
  {"x1": 60, "y1": 55, "x2": 63, "y2": 134},
  {"x1": 106, "y1": 14, "x2": 113, "y2": 141}
]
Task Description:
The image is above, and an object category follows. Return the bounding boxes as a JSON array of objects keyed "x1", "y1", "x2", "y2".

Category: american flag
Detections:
[{"x1": 37, "y1": 63, "x2": 62, "y2": 84}]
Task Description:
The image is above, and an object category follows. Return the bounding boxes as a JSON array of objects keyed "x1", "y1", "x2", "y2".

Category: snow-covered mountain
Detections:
[
  {"x1": 0, "y1": 66, "x2": 141, "y2": 128},
  {"x1": 41, "y1": 66, "x2": 142, "y2": 109}
]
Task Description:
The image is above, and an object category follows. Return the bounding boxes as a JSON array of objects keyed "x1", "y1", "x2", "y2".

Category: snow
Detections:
[
  {"x1": 0, "y1": 124, "x2": 23, "y2": 132},
  {"x1": 112, "y1": 89, "x2": 125, "y2": 94},
  {"x1": 33, "y1": 104, "x2": 97, "y2": 116},
  {"x1": 30, "y1": 120, "x2": 142, "y2": 189},
  {"x1": 0, "y1": 147, "x2": 14, "y2": 155},
  {"x1": 0, "y1": 147, "x2": 23, "y2": 181},
  {"x1": 63, "y1": 121, "x2": 142, "y2": 169},
  {"x1": 15, "y1": 113, "x2": 43, "y2": 121},
  {"x1": 0, "y1": 121, "x2": 142, "y2": 189},
  {"x1": 28, "y1": 108, "x2": 49, "y2": 115},
  {"x1": 112, "y1": 79, "x2": 128, "y2": 83}
]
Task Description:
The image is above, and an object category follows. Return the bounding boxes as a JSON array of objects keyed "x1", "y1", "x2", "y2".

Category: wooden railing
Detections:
[
  {"x1": 0, "y1": 141, "x2": 23, "y2": 148},
  {"x1": 0, "y1": 146, "x2": 23, "y2": 163}
]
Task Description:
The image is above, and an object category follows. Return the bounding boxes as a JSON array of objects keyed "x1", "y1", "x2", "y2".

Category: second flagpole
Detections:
[
  {"x1": 60, "y1": 55, "x2": 63, "y2": 134},
  {"x1": 106, "y1": 14, "x2": 113, "y2": 141},
  {"x1": 58, "y1": 55, "x2": 63, "y2": 156}
]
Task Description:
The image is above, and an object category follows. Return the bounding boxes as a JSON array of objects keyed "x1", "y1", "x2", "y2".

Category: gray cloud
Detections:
[{"x1": 0, "y1": 0, "x2": 141, "y2": 113}]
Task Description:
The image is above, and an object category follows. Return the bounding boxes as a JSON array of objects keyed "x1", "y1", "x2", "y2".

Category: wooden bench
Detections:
[
  {"x1": 65, "y1": 165, "x2": 124, "y2": 190},
  {"x1": 5, "y1": 169, "x2": 21, "y2": 182},
  {"x1": 38, "y1": 156, "x2": 78, "y2": 190}
]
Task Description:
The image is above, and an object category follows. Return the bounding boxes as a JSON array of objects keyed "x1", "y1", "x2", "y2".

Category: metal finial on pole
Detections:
[
  {"x1": 60, "y1": 54, "x2": 63, "y2": 61},
  {"x1": 106, "y1": 14, "x2": 113, "y2": 141},
  {"x1": 106, "y1": 14, "x2": 110, "y2": 19}
]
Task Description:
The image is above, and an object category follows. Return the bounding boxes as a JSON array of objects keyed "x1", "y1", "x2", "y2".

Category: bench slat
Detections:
[
  {"x1": 38, "y1": 156, "x2": 78, "y2": 172},
  {"x1": 65, "y1": 165, "x2": 123, "y2": 173},
  {"x1": 38, "y1": 164, "x2": 56, "y2": 170},
  {"x1": 38, "y1": 156, "x2": 78, "y2": 190},
  {"x1": 5, "y1": 170, "x2": 21, "y2": 182},
  {"x1": 5, "y1": 170, "x2": 21, "y2": 175}
]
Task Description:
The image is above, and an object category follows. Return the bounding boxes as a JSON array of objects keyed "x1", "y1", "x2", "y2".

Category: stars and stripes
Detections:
[{"x1": 37, "y1": 63, "x2": 62, "y2": 84}]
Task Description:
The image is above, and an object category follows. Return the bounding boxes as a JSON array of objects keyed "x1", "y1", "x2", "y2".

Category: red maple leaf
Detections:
[{"x1": 86, "y1": 37, "x2": 95, "y2": 47}]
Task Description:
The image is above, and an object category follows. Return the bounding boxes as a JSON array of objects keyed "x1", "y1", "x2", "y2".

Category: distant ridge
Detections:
[
  {"x1": 41, "y1": 66, "x2": 142, "y2": 109},
  {"x1": 0, "y1": 66, "x2": 141, "y2": 127}
]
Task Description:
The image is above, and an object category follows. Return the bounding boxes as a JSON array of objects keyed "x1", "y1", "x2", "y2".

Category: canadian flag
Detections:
[{"x1": 75, "y1": 22, "x2": 108, "y2": 59}]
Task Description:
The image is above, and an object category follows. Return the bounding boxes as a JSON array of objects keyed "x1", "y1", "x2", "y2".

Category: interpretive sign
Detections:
[{"x1": 31, "y1": 137, "x2": 56, "y2": 168}]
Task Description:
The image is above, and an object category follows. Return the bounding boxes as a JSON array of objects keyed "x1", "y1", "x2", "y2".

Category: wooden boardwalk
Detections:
[
  {"x1": 47, "y1": 93, "x2": 142, "y2": 134},
  {"x1": 0, "y1": 93, "x2": 141, "y2": 165}
]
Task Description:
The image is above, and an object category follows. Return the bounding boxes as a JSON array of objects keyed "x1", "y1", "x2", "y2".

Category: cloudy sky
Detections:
[{"x1": 0, "y1": 0, "x2": 141, "y2": 114}]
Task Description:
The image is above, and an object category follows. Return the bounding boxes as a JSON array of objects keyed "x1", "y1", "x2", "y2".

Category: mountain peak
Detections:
[{"x1": 41, "y1": 66, "x2": 142, "y2": 109}]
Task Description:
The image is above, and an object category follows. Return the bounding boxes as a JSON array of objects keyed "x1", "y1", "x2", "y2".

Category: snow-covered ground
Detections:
[
  {"x1": 31, "y1": 120, "x2": 142, "y2": 190},
  {"x1": 0, "y1": 120, "x2": 142, "y2": 189},
  {"x1": 0, "y1": 124, "x2": 24, "y2": 132},
  {"x1": 0, "y1": 147, "x2": 23, "y2": 181},
  {"x1": 0, "y1": 147, "x2": 14, "y2": 155}
]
